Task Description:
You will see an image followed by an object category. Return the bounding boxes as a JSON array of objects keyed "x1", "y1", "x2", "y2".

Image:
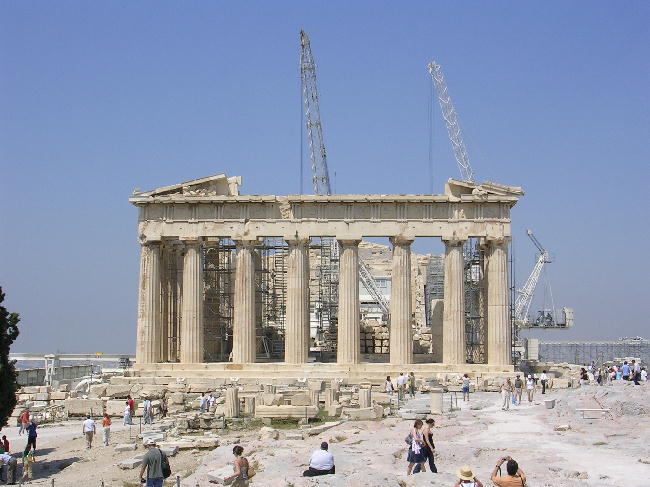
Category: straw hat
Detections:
[{"x1": 456, "y1": 466, "x2": 475, "y2": 481}]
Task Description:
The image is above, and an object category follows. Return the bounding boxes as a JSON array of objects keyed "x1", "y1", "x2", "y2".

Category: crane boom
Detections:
[
  {"x1": 300, "y1": 30, "x2": 332, "y2": 195},
  {"x1": 300, "y1": 30, "x2": 388, "y2": 315},
  {"x1": 428, "y1": 61, "x2": 476, "y2": 182},
  {"x1": 514, "y1": 230, "x2": 551, "y2": 323}
]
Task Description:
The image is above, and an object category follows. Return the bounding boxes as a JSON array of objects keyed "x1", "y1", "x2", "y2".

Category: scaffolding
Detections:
[
  {"x1": 312, "y1": 237, "x2": 339, "y2": 356},
  {"x1": 538, "y1": 339, "x2": 650, "y2": 365},
  {"x1": 464, "y1": 239, "x2": 486, "y2": 363},
  {"x1": 424, "y1": 254, "x2": 443, "y2": 328},
  {"x1": 257, "y1": 238, "x2": 288, "y2": 360}
]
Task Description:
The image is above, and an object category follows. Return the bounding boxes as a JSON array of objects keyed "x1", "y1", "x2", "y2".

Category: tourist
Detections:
[
  {"x1": 24, "y1": 420, "x2": 37, "y2": 454},
  {"x1": 632, "y1": 360, "x2": 641, "y2": 385},
  {"x1": 513, "y1": 375, "x2": 523, "y2": 405},
  {"x1": 20, "y1": 450, "x2": 35, "y2": 482},
  {"x1": 224, "y1": 445, "x2": 255, "y2": 485},
  {"x1": 408, "y1": 372, "x2": 417, "y2": 399},
  {"x1": 413, "y1": 418, "x2": 437, "y2": 474},
  {"x1": 18, "y1": 410, "x2": 29, "y2": 436},
  {"x1": 526, "y1": 375, "x2": 535, "y2": 403},
  {"x1": 102, "y1": 413, "x2": 112, "y2": 446},
  {"x1": 208, "y1": 394, "x2": 216, "y2": 411},
  {"x1": 501, "y1": 378, "x2": 513, "y2": 411},
  {"x1": 159, "y1": 397, "x2": 168, "y2": 418},
  {"x1": 0, "y1": 451, "x2": 17, "y2": 484},
  {"x1": 138, "y1": 438, "x2": 168, "y2": 487},
  {"x1": 303, "y1": 441, "x2": 335, "y2": 476},
  {"x1": 641, "y1": 367, "x2": 648, "y2": 383},
  {"x1": 385, "y1": 376, "x2": 395, "y2": 395},
  {"x1": 2, "y1": 435, "x2": 9, "y2": 453},
  {"x1": 490, "y1": 456, "x2": 526, "y2": 487},
  {"x1": 462, "y1": 374, "x2": 471, "y2": 402},
  {"x1": 580, "y1": 368, "x2": 589, "y2": 385},
  {"x1": 397, "y1": 373, "x2": 407, "y2": 401},
  {"x1": 621, "y1": 361, "x2": 630, "y2": 381},
  {"x1": 453, "y1": 466, "x2": 484, "y2": 487},
  {"x1": 127, "y1": 395, "x2": 135, "y2": 417},
  {"x1": 540, "y1": 370, "x2": 548, "y2": 394},
  {"x1": 143, "y1": 398, "x2": 153, "y2": 424},
  {"x1": 406, "y1": 419, "x2": 427, "y2": 474},
  {"x1": 124, "y1": 401, "x2": 133, "y2": 425},
  {"x1": 199, "y1": 392, "x2": 208, "y2": 413},
  {"x1": 82, "y1": 414, "x2": 96, "y2": 449}
]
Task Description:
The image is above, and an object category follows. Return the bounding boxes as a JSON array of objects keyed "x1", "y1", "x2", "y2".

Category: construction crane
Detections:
[
  {"x1": 514, "y1": 230, "x2": 573, "y2": 329},
  {"x1": 428, "y1": 61, "x2": 476, "y2": 183},
  {"x1": 299, "y1": 30, "x2": 389, "y2": 315}
]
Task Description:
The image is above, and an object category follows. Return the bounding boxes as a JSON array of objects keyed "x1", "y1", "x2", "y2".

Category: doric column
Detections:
[
  {"x1": 284, "y1": 238, "x2": 311, "y2": 364},
  {"x1": 442, "y1": 237, "x2": 466, "y2": 364},
  {"x1": 389, "y1": 237, "x2": 414, "y2": 365},
  {"x1": 337, "y1": 239, "x2": 361, "y2": 365},
  {"x1": 136, "y1": 240, "x2": 162, "y2": 364},
  {"x1": 486, "y1": 237, "x2": 511, "y2": 365},
  {"x1": 232, "y1": 239, "x2": 257, "y2": 364},
  {"x1": 180, "y1": 239, "x2": 204, "y2": 363}
]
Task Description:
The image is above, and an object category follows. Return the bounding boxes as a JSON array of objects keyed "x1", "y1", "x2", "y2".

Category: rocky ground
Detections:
[{"x1": 2, "y1": 381, "x2": 647, "y2": 486}]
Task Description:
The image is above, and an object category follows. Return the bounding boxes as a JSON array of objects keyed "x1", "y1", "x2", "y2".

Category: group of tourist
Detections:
[
  {"x1": 0, "y1": 410, "x2": 38, "y2": 483},
  {"x1": 385, "y1": 372, "x2": 417, "y2": 400},
  {"x1": 587, "y1": 360, "x2": 647, "y2": 386},
  {"x1": 498, "y1": 373, "x2": 540, "y2": 411},
  {"x1": 123, "y1": 394, "x2": 168, "y2": 426}
]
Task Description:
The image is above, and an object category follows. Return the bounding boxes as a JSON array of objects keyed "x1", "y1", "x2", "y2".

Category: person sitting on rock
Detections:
[
  {"x1": 225, "y1": 445, "x2": 255, "y2": 486},
  {"x1": 491, "y1": 456, "x2": 526, "y2": 487},
  {"x1": 303, "y1": 441, "x2": 335, "y2": 476}
]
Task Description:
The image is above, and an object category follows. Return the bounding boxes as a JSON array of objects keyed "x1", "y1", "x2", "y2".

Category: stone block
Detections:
[
  {"x1": 192, "y1": 437, "x2": 220, "y2": 449},
  {"x1": 261, "y1": 393, "x2": 283, "y2": 406},
  {"x1": 260, "y1": 426, "x2": 279, "y2": 440},
  {"x1": 325, "y1": 405, "x2": 342, "y2": 417},
  {"x1": 554, "y1": 424, "x2": 571, "y2": 432},
  {"x1": 105, "y1": 400, "x2": 127, "y2": 417},
  {"x1": 285, "y1": 432, "x2": 305, "y2": 440},
  {"x1": 290, "y1": 394, "x2": 312, "y2": 406},
  {"x1": 21, "y1": 386, "x2": 40, "y2": 394},
  {"x1": 64, "y1": 398, "x2": 104, "y2": 416},
  {"x1": 168, "y1": 392, "x2": 185, "y2": 405},
  {"x1": 114, "y1": 443, "x2": 138, "y2": 452},
  {"x1": 105, "y1": 384, "x2": 133, "y2": 399},
  {"x1": 308, "y1": 380, "x2": 324, "y2": 392},
  {"x1": 33, "y1": 393, "x2": 50, "y2": 401},
  {"x1": 206, "y1": 466, "x2": 235, "y2": 484},
  {"x1": 159, "y1": 445, "x2": 178, "y2": 457},
  {"x1": 88, "y1": 384, "x2": 107, "y2": 399},
  {"x1": 50, "y1": 392, "x2": 67, "y2": 400},
  {"x1": 118, "y1": 457, "x2": 142, "y2": 469},
  {"x1": 255, "y1": 405, "x2": 319, "y2": 419},
  {"x1": 343, "y1": 405, "x2": 384, "y2": 421},
  {"x1": 58, "y1": 384, "x2": 70, "y2": 392}
]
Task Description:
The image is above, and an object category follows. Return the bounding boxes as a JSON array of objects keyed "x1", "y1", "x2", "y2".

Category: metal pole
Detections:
[{"x1": 176, "y1": 475, "x2": 181, "y2": 487}]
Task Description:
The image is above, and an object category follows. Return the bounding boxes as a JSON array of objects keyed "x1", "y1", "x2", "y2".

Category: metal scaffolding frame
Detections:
[
  {"x1": 464, "y1": 239, "x2": 486, "y2": 364},
  {"x1": 538, "y1": 339, "x2": 650, "y2": 365},
  {"x1": 312, "y1": 237, "x2": 339, "y2": 356}
]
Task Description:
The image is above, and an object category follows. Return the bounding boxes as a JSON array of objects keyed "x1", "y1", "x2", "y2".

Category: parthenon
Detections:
[{"x1": 130, "y1": 173, "x2": 524, "y2": 381}]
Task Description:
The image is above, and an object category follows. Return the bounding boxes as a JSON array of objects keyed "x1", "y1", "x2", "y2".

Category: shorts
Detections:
[
  {"x1": 146, "y1": 478, "x2": 163, "y2": 487},
  {"x1": 462, "y1": 386, "x2": 469, "y2": 394}
]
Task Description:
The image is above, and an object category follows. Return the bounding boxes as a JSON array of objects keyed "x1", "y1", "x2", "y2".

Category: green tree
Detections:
[{"x1": 0, "y1": 287, "x2": 20, "y2": 428}]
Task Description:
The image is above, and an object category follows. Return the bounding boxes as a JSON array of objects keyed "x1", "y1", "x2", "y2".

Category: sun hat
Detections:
[{"x1": 456, "y1": 466, "x2": 474, "y2": 481}]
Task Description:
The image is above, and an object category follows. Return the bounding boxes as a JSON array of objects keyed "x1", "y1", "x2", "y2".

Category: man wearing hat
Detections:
[
  {"x1": 138, "y1": 439, "x2": 165, "y2": 487},
  {"x1": 302, "y1": 441, "x2": 335, "y2": 477},
  {"x1": 454, "y1": 466, "x2": 484, "y2": 487}
]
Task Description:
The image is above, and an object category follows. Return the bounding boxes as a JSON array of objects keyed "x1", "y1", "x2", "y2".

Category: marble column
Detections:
[
  {"x1": 337, "y1": 239, "x2": 361, "y2": 365},
  {"x1": 389, "y1": 237, "x2": 414, "y2": 365},
  {"x1": 442, "y1": 237, "x2": 466, "y2": 364},
  {"x1": 232, "y1": 239, "x2": 257, "y2": 364},
  {"x1": 285, "y1": 238, "x2": 310, "y2": 364},
  {"x1": 180, "y1": 239, "x2": 204, "y2": 363},
  {"x1": 486, "y1": 237, "x2": 511, "y2": 365},
  {"x1": 136, "y1": 240, "x2": 162, "y2": 364}
]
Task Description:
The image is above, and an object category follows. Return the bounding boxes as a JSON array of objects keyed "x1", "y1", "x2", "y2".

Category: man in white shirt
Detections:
[
  {"x1": 82, "y1": 415, "x2": 96, "y2": 449},
  {"x1": 641, "y1": 367, "x2": 647, "y2": 382},
  {"x1": 303, "y1": 442, "x2": 335, "y2": 477},
  {"x1": 199, "y1": 393, "x2": 207, "y2": 413},
  {"x1": 396, "y1": 373, "x2": 407, "y2": 401},
  {"x1": 540, "y1": 371, "x2": 548, "y2": 394}
]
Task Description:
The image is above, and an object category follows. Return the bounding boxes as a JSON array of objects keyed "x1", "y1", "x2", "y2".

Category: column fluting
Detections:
[
  {"x1": 285, "y1": 238, "x2": 311, "y2": 364},
  {"x1": 389, "y1": 237, "x2": 414, "y2": 365},
  {"x1": 337, "y1": 239, "x2": 361, "y2": 365},
  {"x1": 180, "y1": 239, "x2": 204, "y2": 363},
  {"x1": 135, "y1": 241, "x2": 162, "y2": 364},
  {"x1": 486, "y1": 238, "x2": 511, "y2": 365},
  {"x1": 442, "y1": 237, "x2": 466, "y2": 364},
  {"x1": 232, "y1": 239, "x2": 257, "y2": 364}
]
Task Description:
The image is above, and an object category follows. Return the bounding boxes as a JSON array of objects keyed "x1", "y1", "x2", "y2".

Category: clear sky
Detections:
[{"x1": 1, "y1": 2, "x2": 648, "y2": 353}]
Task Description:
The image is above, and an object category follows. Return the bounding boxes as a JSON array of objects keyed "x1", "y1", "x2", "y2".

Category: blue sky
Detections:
[{"x1": 1, "y1": 2, "x2": 648, "y2": 353}]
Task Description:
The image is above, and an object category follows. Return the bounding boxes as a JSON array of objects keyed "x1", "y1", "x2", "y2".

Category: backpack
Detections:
[
  {"x1": 158, "y1": 448, "x2": 171, "y2": 478},
  {"x1": 404, "y1": 433, "x2": 413, "y2": 445}
]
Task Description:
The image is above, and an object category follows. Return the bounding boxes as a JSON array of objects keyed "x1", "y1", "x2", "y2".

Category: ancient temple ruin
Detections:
[{"x1": 130, "y1": 174, "x2": 523, "y2": 381}]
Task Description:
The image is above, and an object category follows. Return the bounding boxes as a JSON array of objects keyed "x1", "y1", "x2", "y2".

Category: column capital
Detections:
[
  {"x1": 337, "y1": 239, "x2": 361, "y2": 247},
  {"x1": 233, "y1": 238, "x2": 259, "y2": 250},
  {"x1": 441, "y1": 235, "x2": 467, "y2": 246},
  {"x1": 284, "y1": 237, "x2": 311, "y2": 247},
  {"x1": 484, "y1": 236, "x2": 510, "y2": 246},
  {"x1": 139, "y1": 235, "x2": 161, "y2": 246},
  {"x1": 389, "y1": 236, "x2": 414, "y2": 247}
]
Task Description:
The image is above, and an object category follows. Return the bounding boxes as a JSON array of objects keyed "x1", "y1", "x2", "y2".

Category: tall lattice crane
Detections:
[
  {"x1": 514, "y1": 230, "x2": 551, "y2": 324},
  {"x1": 299, "y1": 30, "x2": 389, "y2": 315},
  {"x1": 428, "y1": 61, "x2": 476, "y2": 183}
]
